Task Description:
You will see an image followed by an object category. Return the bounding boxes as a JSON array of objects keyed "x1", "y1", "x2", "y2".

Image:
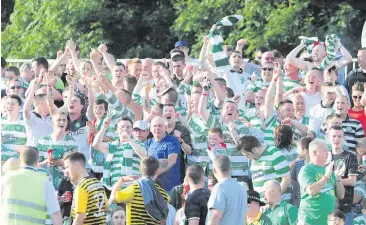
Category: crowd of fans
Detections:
[{"x1": 1, "y1": 16, "x2": 366, "y2": 225}]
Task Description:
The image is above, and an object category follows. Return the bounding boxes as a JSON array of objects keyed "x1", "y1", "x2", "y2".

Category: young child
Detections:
[
  {"x1": 206, "y1": 127, "x2": 228, "y2": 162},
  {"x1": 328, "y1": 209, "x2": 345, "y2": 225},
  {"x1": 353, "y1": 199, "x2": 366, "y2": 225}
]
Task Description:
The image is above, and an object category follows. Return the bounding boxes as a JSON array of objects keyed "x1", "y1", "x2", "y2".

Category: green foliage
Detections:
[
  {"x1": 2, "y1": 0, "x2": 104, "y2": 58},
  {"x1": 172, "y1": 0, "x2": 366, "y2": 58}
]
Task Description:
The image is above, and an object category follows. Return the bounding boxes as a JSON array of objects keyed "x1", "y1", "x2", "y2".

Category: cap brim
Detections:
[{"x1": 248, "y1": 197, "x2": 266, "y2": 206}]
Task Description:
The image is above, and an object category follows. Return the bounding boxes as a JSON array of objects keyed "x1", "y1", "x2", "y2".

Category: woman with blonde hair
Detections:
[{"x1": 349, "y1": 82, "x2": 366, "y2": 131}]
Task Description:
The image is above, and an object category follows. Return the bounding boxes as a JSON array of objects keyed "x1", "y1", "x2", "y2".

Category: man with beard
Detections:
[
  {"x1": 36, "y1": 112, "x2": 78, "y2": 190},
  {"x1": 245, "y1": 61, "x2": 274, "y2": 108},
  {"x1": 199, "y1": 87, "x2": 264, "y2": 184},
  {"x1": 162, "y1": 103, "x2": 192, "y2": 181},
  {"x1": 92, "y1": 117, "x2": 146, "y2": 192},
  {"x1": 64, "y1": 152, "x2": 108, "y2": 225},
  {"x1": 333, "y1": 95, "x2": 365, "y2": 153}
]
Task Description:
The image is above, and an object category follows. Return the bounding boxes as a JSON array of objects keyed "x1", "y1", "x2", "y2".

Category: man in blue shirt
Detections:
[{"x1": 145, "y1": 116, "x2": 181, "y2": 192}]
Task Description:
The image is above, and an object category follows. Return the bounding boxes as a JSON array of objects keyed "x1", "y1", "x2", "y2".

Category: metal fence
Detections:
[{"x1": 6, "y1": 58, "x2": 359, "y2": 79}]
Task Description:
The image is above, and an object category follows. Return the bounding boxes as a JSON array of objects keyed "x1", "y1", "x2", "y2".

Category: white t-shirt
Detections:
[
  {"x1": 222, "y1": 70, "x2": 251, "y2": 96},
  {"x1": 25, "y1": 112, "x2": 53, "y2": 147},
  {"x1": 300, "y1": 92, "x2": 322, "y2": 115}
]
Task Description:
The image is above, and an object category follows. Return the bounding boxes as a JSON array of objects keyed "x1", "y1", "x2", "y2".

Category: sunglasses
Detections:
[
  {"x1": 10, "y1": 86, "x2": 22, "y2": 89},
  {"x1": 352, "y1": 96, "x2": 362, "y2": 99},
  {"x1": 261, "y1": 68, "x2": 273, "y2": 71}
]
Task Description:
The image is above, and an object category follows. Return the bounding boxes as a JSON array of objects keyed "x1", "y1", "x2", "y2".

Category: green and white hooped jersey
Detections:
[
  {"x1": 251, "y1": 145, "x2": 290, "y2": 199},
  {"x1": 187, "y1": 114, "x2": 210, "y2": 167},
  {"x1": 1, "y1": 117, "x2": 27, "y2": 161},
  {"x1": 353, "y1": 215, "x2": 366, "y2": 225},
  {"x1": 282, "y1": 76, "x2": 303, "y2": 92}
]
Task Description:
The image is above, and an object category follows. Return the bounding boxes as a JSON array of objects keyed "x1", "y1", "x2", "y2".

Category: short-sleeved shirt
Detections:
[
  {"x1": 300, "y1": 92, "x2": 322, "y2": 115},
  {"x1": 115, "y1": 182, "x2": 168, "y2": 225},
  {"x1": 222, "y1": 70, "x2": 251, "y2": 96},
  {"x1": 251, "y1": 145, "x2": 290, "y2": 199},
  {"x1": 206, "y1": 178, "x2": 247, "y2": 225},
  {"x1": 145, "y1": 135, "x2": 181, "y2": 192},
  {"x1": 1, "y1": 117, "x2": 27, "y2": 161},
  {"x1": 298, "y1": 163, "x2": 336, "y2": 225},
  {"x1": 263, "y1": 200, "x2": 298, "y2": 225},
  {"x1": 71, "y1": 176, "x2": 107, "y2": 224},
  {"x1": 332, "y1": 150, "x2": 358, "y2": 212},
  {"x1": 25, "y1": 112, "x2": 53, "y2": 147},
  {"x1": 36, "y1": 134, "x2": 78, "y2": 189},
  {"x1": 341, "y1": 116, "x2": 365, "y2": 153},
  {"x1": 184, "y1": 188, "x2": 210, "y2": 225},
  {"x1": 240, "y1": 107, "x2": 263, "y2": 129}
]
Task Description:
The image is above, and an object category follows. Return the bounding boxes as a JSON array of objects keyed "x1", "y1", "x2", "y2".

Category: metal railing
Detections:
[{"x1": 6, "y1": 58, "x2": 359, "y2": 78}]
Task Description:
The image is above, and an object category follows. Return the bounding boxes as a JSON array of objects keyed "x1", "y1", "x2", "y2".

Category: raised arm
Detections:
[
  {"x1": 98, "y1": 44, "x2": 116, "y2": 71},
  {"x1": 274, "y1": 64, "x2": 283, "y2": 106},
  {"x1": 235, "y1": 39, "x2": 247, "y2": 54},
  {"x1": 49, "y1": 51, "x2": 68, "y2": 72},
  {"x1": 23, "y1": 76, "x2": 41, "y2": 120},
  {"x1": 332, "y1": 40, "x2": 353, "y2": 69},
  {"x1": 91, "y1": 118, "x2": 110, "y2": 154},
  {"x1": 90, "y1": 49, "x2": 103, "y2": 75},
  {"x1": 264, "y1": 74, "x2": 277, "y2": 119},
  {"x1": 200, "y1": 36, "x2": 212, "y2": 72},
  {"x1": 86, "y1": 79, "x2": 95, "y2": 121},
  {"x1": 66, "y1": 39, "x2": 82, "y2": 74},
  {"x1": 287, "y1": 42, "x2": 310, "y2": 72},
  {"x1": 207, "y1": 71, "x2": 225, "y2": 107},
  {"x1": 198, "y1": 75, "x2": 210, "y2": 123},
  {"x1": 128, "y1": 138, "x2": 147, "y2": 158}
]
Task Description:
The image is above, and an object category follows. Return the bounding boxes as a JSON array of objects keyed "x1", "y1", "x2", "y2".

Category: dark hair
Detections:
[
  {"x1": 140, "y1": 156, "x2": 160, "y2": 176},
  {"x1": 209, "y1": 127, "x2": 224, "y2": 138},
  {"x1": 328, "y1": 125, "x2": 344, "y2": 133},
  {"x1": 1, "y1": 57, "x2": 7, "y2": 68},
  {"x1": 74, "y1": 94, "x2": 86, "y2": 106},
  {"x1": 321, "y1": 82, "x2": 335, "y2": 88},
  {"x1": 359, "y1": 47, "x2": 366, "y2": 52},
  {"x1": 237, "y1": 136, "x2": 261, "y2": 154},
  {"x1": 215, "y1": 78, "x2": 227, "y2": 87},
  {"x1": 171, "y1": 54, "x2": 185, "y2": 63},
  {"x1": 118, "y1": 116, "x2": 134, "y2": 127},
  {"x1": 225, "y1": 87, "x2": 235, "y2": 98},
  {"x1": 231, "y1": 51, "x2": 242, "y2": 56},
  {"x1": 5, "y1": 66, "x2": 20, "y2": 76},
  {"x1": 361, "y1": 198, "x2": 366, "y2": 210},
  {"x1": 115, "y1": 62, "x2": 126, "y2": 70},
  {"x1": 170, "y1": 49, "x2": 185, "y2": 57},
  {"x1": 64, "y1": 151, "x2": 86, "y2": 167},
  {"x1": 161, "y1": 88, "x2": 178, "y2": 105},
  {"x1": 111, "y1": 205, "x2": 126, "y2": 222},
  {"x1": 124, "y1": 75, "x2": 138, "y2": 94},
  {"x1": 20, "y1": 146, "x2": 39, "y2": 166},
  {"x1": 187, "y1": 165, "x2": 204, "y2": 184},
  {"x1": 328, "y1": 209, "x2": 344, "y2": 220},
  {"x1": 256, "y1": 46, "x2": 269, "y2": 53},
  {"x1": 208, "y1": 173, "x2": 218, "y2": 185},
  {"x1": 8, "y1": 94, "x2": 22, "y2": 106},
  {"x1": 162, "y1": 103, "x2": 176, "y2": 112},
  {"x1": 248, "y1": 59, "x2": 260, "y2": 65},
  {"x1": 153, "y1": 61, "x2": 168, "y2": 69},
  {"x1": 274, "y1": 125, "x2": 293, "y2": 151},
  {"x1": 32, "y1": 57, "x2": 49, "y2": 70},
  {"x1": 278, "y1": 99, "x2": 293, "y2": 109},
  {"x1": 298, "y1": 137, "x2": 314, "y2": 151},
  {"x1": 95, "y1": 99, "x2": 109, "y2": 112},
  {"x1": 272, "y1": 49, "x2": 283, "y2": 59}
]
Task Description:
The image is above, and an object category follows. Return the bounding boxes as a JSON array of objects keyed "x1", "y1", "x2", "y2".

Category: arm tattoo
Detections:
[{"x1": 159, "y1": 159, "x2": 168, "y2": 168}]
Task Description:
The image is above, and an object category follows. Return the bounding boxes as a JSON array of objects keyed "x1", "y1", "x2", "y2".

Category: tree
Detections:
[{"x1": 172, "y1": 0, "x2": 366, "y2": 59}]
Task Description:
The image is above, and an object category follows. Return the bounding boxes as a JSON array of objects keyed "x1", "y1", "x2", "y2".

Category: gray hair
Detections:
[
  {"x1": 19, "y1": 63, "x2": 31, "y2": 72},
  {"x1": 213, "y1": 155, "x2": 231, "y2": 174}
]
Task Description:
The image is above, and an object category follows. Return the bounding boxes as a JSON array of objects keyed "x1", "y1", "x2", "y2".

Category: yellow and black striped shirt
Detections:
[
  {"x1": 71, "y1": 176, "x2": 107, "y2": 225},
  {"x1": 116, "y1": 183, "x2": 169, "y2": 225}
]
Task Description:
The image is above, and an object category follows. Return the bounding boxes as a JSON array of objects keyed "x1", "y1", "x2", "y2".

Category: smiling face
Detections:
[
  {"x1": 278, "y1": 103, "x2": 294, "y2": 120},
  {"x1": 208, "y1": 132, "x2": 223, "y2": 147},
  {"x1": 305, "y1": 70, "x2": 321, "y2": 90},
  {"x1": 311, "y1": 44, "x2": 326, "y2": 62},
  {"x1": 260, "y1": 62, "x2": 274, "y2": 82},
  {"x1": 52, "y1": 113, "x2": 68, "y2": 132},
  {"x1": 68, "y1": 96, "x2": 84, "y2": 115},
  {"x1": 93, "y1": 104, "x2": 106, "y2": 119},
  {"x1": 6, "y1": 97, "x2": 21, "y2": 115},
  {"x1": 352, "y1": 90, "x2": 363, "y2": 107},
  {"x1": 334, "y1": 96, "x2": 349, "y2": 116},
  {"x1": 284, "y1": 61, "x2": 298, "y2": 76},
  {"x1": 162, "y1": 105, "x2": 176, "y2": 124},
  {"x1": 292, "y1": 95, "x2": 306, "y2": 118},
  {"x1": 7, "y1": 80, "x2": 24, "y2": 97}
]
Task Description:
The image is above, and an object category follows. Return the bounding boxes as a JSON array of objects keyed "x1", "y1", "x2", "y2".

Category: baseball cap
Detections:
[
  {"x1": 133, "y1": 120, "x2": 149, "y2": 131},
  {"x1": 175, "y1": 40, "x2": 189, "y2": 48}
]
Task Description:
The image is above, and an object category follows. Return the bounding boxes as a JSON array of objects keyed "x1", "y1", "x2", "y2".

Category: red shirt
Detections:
[{"x1": 348, "y1": 109, "x2": 366, "y2": 132}]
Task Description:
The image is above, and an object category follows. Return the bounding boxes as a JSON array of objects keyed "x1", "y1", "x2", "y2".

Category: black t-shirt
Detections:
[
  {"x1": 332, "y1": 150, "x2": 358, "y2": 212},
  {"x1": 184, "y1": 188, "x2": 211, "y2": 225},
  {"x1": 58, "y1": 178, "x2": 74, "y2": 217}
]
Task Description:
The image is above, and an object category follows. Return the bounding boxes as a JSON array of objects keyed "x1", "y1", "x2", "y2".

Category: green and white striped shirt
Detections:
[
  {"x1": 1, "y1": 117, "x2": 27, "y2": 161},
  {"x1": 36, "y1": 134, "x2": 78, "y2": 189},
  {"x1": 264, "y1": 115, "x2": 281, "y2": 145},
  {"x1": 282, "y1": 76, "x2": 303, "y2": 92},
  {"x1": 353, "y1": 215, "x2": 366, "y2": 225},
  {"x1": 251, "y1": 145, "x2": 290, "y2": 199},
  {"x1": 239, "y1": 107, "x2": 263, "y2": 129},
  {"x1": 102, "y1": 139, "x2": 143, "y2": 189},
  {"x1": 187, "y1": 114, "x2": 209, "y2": 167}
]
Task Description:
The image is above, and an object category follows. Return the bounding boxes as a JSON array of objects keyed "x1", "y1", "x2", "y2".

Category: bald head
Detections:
[
  {"x1": 264, "y1": 180, "x2": 281, "y2": 192},
  {"x1": 309, "y1": 139, "x2": 328, "y2": 166},
  {"x1": 309, "y1": 138, "x2": 327, "y2": 152}
]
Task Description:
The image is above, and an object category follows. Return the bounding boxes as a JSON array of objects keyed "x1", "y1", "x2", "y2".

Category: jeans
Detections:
[{"x1": 344, "y1": 212, "x2": 353, "y2": 225}]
